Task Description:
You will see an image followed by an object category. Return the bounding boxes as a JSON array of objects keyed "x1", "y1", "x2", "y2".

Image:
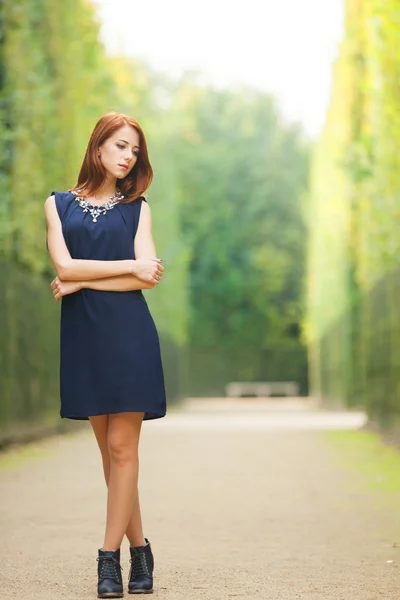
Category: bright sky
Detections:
[{"x1": 93, "y1": 0, "x2": 345, "y2": 138}]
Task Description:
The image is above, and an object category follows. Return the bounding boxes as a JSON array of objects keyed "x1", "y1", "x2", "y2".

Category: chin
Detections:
[
  {"x1": 110, "y1": 165, "x2": 134, "y2": 180},
  {"x1": 111, "y1": 170, "x2": 127, "y2": 180}
]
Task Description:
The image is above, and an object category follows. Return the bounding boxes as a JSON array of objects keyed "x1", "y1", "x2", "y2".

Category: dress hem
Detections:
[{"x1": 60, "y1": 410, "x2": 166, "y2": 421}]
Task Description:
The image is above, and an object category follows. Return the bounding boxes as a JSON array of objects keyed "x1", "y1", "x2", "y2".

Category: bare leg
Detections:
[{"x1": 89, "y1": 413, "x2": 146, "y2": 548}]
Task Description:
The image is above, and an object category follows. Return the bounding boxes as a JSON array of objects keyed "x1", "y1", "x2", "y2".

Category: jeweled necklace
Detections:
[{"x1": 72, "y1": 188, "x2": 124, "y2": 223}]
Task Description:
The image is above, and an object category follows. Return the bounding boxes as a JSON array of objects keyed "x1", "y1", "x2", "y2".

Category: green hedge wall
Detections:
[{"x1": 307, "y1": 0, "x2": 400, "y2": 430}]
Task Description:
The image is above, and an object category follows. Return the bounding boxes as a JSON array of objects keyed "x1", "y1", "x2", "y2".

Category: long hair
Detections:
[{"x1": 71, "y1": 112, "x2": 153, "y2": 203}]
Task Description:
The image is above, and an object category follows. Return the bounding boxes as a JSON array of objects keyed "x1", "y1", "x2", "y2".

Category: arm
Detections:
[
  {"x1": 81, "y1": 274, "x2": 155, "y2": 292},
  {"x1": 134, "y1": 199, "x2": 158, "y2": 260},
  {"x1": 45, "y1": 195, "x2": 135, "y2": 280},
  {"x1": 44, "y1": 195, "x2": 163, "y2": 282},
  {"x1": 48, "y1": 197, "x2": 165, "y2": 300},
  {"x1": 50, "y1": 273, "x2": 155, "y2": 301},
  {"x1": 76, "y1": 201, "x2": 163, "y2": 292}
]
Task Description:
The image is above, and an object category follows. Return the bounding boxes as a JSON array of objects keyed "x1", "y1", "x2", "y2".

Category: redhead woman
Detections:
[{"x1": 44, "y1": 112, "x2": 167, "y2": 597}]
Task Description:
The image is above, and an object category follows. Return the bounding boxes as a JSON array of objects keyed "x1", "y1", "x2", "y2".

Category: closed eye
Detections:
[{"x1": 117, "y1": 143, "x2": 139, "y2": 157}]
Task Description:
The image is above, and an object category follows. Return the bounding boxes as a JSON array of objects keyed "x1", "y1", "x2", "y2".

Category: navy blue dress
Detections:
[{"x1": 51, "y1": 190, "x2": 167, "y2": 421}]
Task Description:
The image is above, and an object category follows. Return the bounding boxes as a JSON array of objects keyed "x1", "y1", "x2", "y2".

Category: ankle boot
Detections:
[
  {"x1": 128, "y1": 538, "x2": 154, "y2": 594},
  {"x1": 97, "y1": 548, "x2": 124, "y2": 598}
]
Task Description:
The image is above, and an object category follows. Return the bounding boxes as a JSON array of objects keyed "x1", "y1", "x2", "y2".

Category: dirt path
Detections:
[{"x1": 1, "y1": 400, "x2": 399, "y2": 599}]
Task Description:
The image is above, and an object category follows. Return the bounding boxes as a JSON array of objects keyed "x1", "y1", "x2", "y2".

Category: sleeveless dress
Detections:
[{"x1": 50, "y1": 190, "x2": 167, "y2": 421}]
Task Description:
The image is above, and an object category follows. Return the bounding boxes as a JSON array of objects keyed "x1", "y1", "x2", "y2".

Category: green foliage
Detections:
[
  {"x1": 308, "y1": 0, "x2": 400, "y2": 427},
  {"x1": 1, "y1": 0, "x2": 114, "y2": 272},
  {"x1": 0, "y1": 260, "x2": 60, "y2": 433},
  {"x1": 171, "y1": 82, "x2": 310, "y2": 391}
]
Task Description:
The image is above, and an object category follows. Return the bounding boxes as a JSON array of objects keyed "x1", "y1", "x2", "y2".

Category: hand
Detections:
[
  {"x1": 50, "y1": 277, "x2": 81, "y2": 301},
  {"x1": 133, "y1": 258, "x2": 164, "y2": 285}
]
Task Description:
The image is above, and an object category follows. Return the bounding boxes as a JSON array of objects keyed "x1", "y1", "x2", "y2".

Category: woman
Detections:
[{"x1": 44, "y1": 112, "x2": 167, "y2": 598}]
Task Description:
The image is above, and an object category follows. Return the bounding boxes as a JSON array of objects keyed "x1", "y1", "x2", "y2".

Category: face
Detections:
[{"x1": 98, "y1": 124, "x2": 140, "y2": 180}]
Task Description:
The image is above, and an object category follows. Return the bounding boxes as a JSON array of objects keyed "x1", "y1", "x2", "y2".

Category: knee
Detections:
[{"x1": 108, "y1": 434, "x2": 137, "y2": 467}]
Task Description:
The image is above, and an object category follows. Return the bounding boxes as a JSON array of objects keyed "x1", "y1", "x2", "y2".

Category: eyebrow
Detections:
[{"x1": 118, "y1": 138, "x2": 140, "y2": 149}]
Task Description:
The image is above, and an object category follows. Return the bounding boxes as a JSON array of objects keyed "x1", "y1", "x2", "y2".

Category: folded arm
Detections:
[
  {"x1": 79, "y1": 200, "x2": 159, "y2": 292},
  {"x1": 47, "y1": 196, "x2": 164, "y2": 300},
  {"x1": 82, "y1": 274, "x2": 154, "y2": 292},
  {"x1": 51, "y1": 274, "x2": 153, "y2": 300},
  {"x1": 44, "y1": 195, "x2": 163, "y2": 283}
]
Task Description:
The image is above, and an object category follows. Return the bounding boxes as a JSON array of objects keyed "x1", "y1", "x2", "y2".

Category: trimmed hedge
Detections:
[{"x1": 307, "y1": 0, "x2": 400, "y2": 429}]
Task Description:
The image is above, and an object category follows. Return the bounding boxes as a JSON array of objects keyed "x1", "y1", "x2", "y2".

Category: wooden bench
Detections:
[{"x1": 225, "y1": 381, "x2": 299, "y2": 397}]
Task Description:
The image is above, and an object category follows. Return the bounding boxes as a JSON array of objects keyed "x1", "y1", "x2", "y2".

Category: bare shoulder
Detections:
[
  {"x1": 140, "y1": 197, "x2": 151, "y2": 215},
  {"x1": 44, "y1": 194, "x2": 55, "y2": 211},
  {"x1": 44, "y1": 194, "x2": 58, "y2": 223},
  {"x1": 136, "y1": 196, "x2": 153, "y2": 234},
  {"x1": 137, "y1": 197, "x2": 152, "y2": 224}
]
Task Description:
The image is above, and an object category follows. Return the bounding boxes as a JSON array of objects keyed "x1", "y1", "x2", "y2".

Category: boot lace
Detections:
[
  {"x1": 130, "y1": 552, "x2": 150, "y2": 579},
  {"x1": 97, "y1": 555, "x2": 122, "y2": 583}
]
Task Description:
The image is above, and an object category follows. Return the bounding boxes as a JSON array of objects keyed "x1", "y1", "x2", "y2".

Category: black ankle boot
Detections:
[
  {"x1": 128, "y1": 538, "x2": 154, "y2": 594},
  {"x1": 97, "y1": 548, "x2": 124, "y2": 598}
]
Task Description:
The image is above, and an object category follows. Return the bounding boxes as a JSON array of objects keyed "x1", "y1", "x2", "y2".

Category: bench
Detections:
[{"x1": 225, "y1": 381, "x2": 299, "y2": 398}]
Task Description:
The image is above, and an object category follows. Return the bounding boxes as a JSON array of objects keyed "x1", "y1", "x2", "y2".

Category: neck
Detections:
[{"x1": 94, "y1": 177, "x2": 118, "y2": 199}]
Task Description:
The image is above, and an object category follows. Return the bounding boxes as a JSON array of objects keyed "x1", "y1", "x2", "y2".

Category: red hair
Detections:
[{"x1": 71, "y1": 112, "x2": 153, "y2": 203}]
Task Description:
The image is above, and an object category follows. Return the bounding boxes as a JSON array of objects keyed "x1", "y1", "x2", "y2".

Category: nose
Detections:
[{"x1": 124, "y1": 152, "x2": 135, "y2": 163}]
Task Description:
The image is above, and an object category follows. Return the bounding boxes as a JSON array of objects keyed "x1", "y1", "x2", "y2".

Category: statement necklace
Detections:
[{"x1": 72, "y1": 189, "x2": 124, "y2": 223}]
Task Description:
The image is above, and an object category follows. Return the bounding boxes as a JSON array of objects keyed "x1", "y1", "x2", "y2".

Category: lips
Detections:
[{"x1": 118, "y1": 164, "x2": 129, "y2": 170}]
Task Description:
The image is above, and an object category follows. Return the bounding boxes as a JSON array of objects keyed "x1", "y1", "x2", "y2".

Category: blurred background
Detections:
[{"x1": 0, "y1": 0, "x2": 397, "y2": 443}]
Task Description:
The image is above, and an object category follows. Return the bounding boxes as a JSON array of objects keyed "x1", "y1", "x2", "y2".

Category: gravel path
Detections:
[{"x1": 0, "y1": 400, "x2": 399, "y2": 599}]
